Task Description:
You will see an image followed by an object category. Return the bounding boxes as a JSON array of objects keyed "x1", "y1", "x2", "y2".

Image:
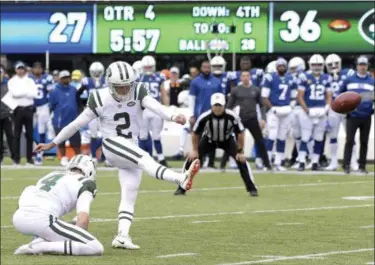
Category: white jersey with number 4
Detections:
[
  {"x1": 87, "y1": 84, "x2": 149, "y2": 141},
  {"x1": 18, "y1": 171, "x2": 97, "y2": 218}
]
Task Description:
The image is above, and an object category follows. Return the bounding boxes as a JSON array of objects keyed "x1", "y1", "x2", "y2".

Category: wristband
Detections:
[{"x1": 237, "y1": 148, "x2": 244, "y2": 154}]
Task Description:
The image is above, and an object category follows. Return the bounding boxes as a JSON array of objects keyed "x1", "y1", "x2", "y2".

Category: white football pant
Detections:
[
  {"x1": 327, "y1": 108, "x2": 344, "y2": 166},
  {"x1": 35, "y1": 104, "x2": 50, "y2": 134},
  {"x1": 266, "y1": 110, "x2": 291, "y2": 165},
  {"x1": 13, "y1": 209, "x2": 103, "y2": 256},
  {"x1": 139, "y1": 109, "x2": 164, "y2": 141},
  {"x1": 298, "y1": 108, "x2": 326, "y2": 163},
  {"x1": 102, "y1": 136, "x2": 187, "y2": 236}
]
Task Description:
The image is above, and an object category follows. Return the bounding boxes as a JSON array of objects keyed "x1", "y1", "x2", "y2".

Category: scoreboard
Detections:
[{"x1": 1, "y1": 2, "x2": 374, "y2": 54}]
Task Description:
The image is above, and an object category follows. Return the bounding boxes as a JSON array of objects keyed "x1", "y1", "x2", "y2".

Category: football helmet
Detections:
[
  {"x1": 132, "y1": 60, "x2": 143, "y2": 76},
  {"x1": 265, "y1": 60, "x2": 277, "y2": 73},
  {"x1": 89, "y1": 62, "x2": 105, "y2": 79},
  {"x1": 106, "y1": 61, "x2": 137, "y2": 101},
  {"x1": 308, "y1": 54, "x2": 325, "y2": 74},
  {"x1": 288, "y1": 57, "x2": 306, "y2": 74},
  {"x1": 325, "y1": 54, "x2": 342, "y2": 74},
  {"x1": 210, "y1": 56, "x2": 226, "y2": 75},
  {"x1": 67, "y1": 154, "x2": 97, "y2": 182},
  {"x1": 141, "y1": 55, "x2": 156, "y2": 75}
]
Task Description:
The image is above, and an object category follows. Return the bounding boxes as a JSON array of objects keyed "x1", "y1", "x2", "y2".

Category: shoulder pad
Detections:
[
  {"x1": 264, "y1": 73, "x2": 273, "y2": 82},
  {"x1": 87, "y1": 90, "x2": 103, "y2": 117},
  {"x1": 134, "y1": 82, "x2": 149, "y2": 102},
  {"x1": 78, "y1": 180, "x2": 97, "y2": 198}
]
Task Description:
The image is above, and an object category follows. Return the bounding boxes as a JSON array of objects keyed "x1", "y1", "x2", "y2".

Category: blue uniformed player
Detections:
[
  {"x1": 287, "y1": 57, "x2": 307, "y2": 168},
  {"x1": 137, "y1": 55, "x2": 169, "y2": 167},
  {"x1": 82, "y1": 62, "x2": 106, "y2": 163},
  {"x1": 324, "y1": 54, "x2": 358, "y2": 171},
  {"x1": 297, "y1": 54, "x2": 333, "y2": 171},
  {"x1": 210, "y1": 55, "x2": 238, "y2": 169},
  {"x1": 261, "y1": 58, "x2": 297, "y2": 171},
  {"x1": 29, "y1": 62, "x2": 54, "y2": 165},
  {"x1": 232, "y1": 56, "x2": 264, "y2": 88}
]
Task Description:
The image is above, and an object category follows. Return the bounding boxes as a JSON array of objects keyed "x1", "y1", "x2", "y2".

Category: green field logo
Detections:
[{"x1": 358, "y1": 8, "x2": 375, "y2": 45}]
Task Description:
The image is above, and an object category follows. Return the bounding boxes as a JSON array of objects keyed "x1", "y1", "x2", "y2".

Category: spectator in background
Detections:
[
  {"x1": 189, "y1": 66, "x2": 199, "y2": 80},
  {"x1": 340, "y1": 56, "x2": 374, "y2": 174},
  {"x1": 164, "y1": 66, "x2": 182, "y2": 106},
  {"x1": 49, "y1": 70, "x2": 85, "y2": 166},
  {"x1": 8, "y1": 62, "x2": 38, "y2": 166},
  {"x1": 0, "y1": 68, "x2": 15, "y2": 164},
  {"x1": 29, "y1": 62, "x2": 54, "y2": 165},
  {"x1": 51, "y1": 70, "x2": 59, "y2": 84}
]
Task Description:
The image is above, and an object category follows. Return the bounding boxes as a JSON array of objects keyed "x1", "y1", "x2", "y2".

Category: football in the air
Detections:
[{"x1": 331, "y1": 91, "x2": 361, "y2": 114}]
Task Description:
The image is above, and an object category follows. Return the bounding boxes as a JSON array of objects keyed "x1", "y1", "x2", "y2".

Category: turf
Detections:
[{"x1": 1, "y1": 163, "x2": 374, "y2": 265}]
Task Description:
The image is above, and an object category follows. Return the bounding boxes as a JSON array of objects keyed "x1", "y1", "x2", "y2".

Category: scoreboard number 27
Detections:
[
  {"x1": 49, "y1": 12, "x2": 87, "y2": 43},
  {"x1": 280, "y1": 10, "x2": 321, "y2": 42}
]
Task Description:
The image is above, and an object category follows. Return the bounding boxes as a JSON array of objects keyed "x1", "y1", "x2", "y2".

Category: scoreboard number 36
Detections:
[
  {"x1": 49, "y1": 12, "x2": 87, "y2": 43},
  {"x1": 280, "y1": 10, "x2": 321, "y2": 42}
]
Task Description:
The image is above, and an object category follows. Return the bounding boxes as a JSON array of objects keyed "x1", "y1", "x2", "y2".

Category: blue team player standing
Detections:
[
  {"x1": 232, "y1": 56, "x2": 264, "y2": 88},
  {"x1": 324, "y1": 54, "x2": 358, "y2": 171},
  {"x1": 137, "y1": 56, "x2": 169, "y2": 167},
  {"x1": 29, "y1": 62, "x2": 54, "y2": 165},
  {"x1": 340, "y1": 56, "x2": 374, "y2": 174},
  {"x1": 210, "y1": 55, "x2": 238, "y2": 169},
  {"x1": 261, "y1": 58, "x2": 298, "y2": 171},
  {"x1": 297, "y1": 54, "x2": 333, "y2": 171},
  {"x1": 82, "y1": 62, "x2": 106, "y2": 163}
]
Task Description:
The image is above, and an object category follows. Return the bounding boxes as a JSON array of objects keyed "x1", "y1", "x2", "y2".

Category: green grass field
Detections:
[{"x1": 1, "y1": 160, "x2": 374, "y2": 265}]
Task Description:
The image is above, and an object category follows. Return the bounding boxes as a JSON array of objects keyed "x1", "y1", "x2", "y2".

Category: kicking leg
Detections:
[{"x1": 103, "y1": 137, "x2": 200, "y2": 190}]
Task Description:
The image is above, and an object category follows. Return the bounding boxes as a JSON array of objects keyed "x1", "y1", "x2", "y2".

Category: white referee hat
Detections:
[{"x1": 211, "y1": 93, "x2": 226, "y2": 106}]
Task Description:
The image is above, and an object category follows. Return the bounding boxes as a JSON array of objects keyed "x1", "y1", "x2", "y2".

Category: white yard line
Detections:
[
  {"x1": 343, "y1": 196, "x2": 375, "y2": 201},
  {"x1": 2, "y1": 180, "x2": 373, "y2": 200},
  {"x1": 1, "y1": 165, "x2": 374, "y2": 176},
  {"x1": 255, "y1": 255, "x2": 323, "y2": 260},
  {"x1": 360, "y1": 225, "x2": 375, "y2": 229},
  {"x1": 366, "y1": 262, "x2": 375, "y2": 265},
  {"x1": 6, "y1": 204, "x2": 371, "y2": 229},
  {"x1": 253, "y1": 204, "x2": 374, "y2": 214},
  {"x1": 1, "y1": 204, "x2": 373, "y2": 229},
  {"x1": 0, "y1": 178, "x2": 13, "y2": 181},
  {"x1": 275, "y1": 222, "x2": 304, "y2": 226},
  {"x1": 156, "y1": 253, "x2": 197, "y2": 258},
  {"x1": 217, "y1": 248, "x2": 375, "y2": 265},
  {"x1": 192, "y1": 220, "x2": 220, "y2": 224}
]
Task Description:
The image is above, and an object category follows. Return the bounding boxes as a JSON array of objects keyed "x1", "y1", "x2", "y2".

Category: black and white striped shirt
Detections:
[{"x1": 192, "y1": 109, "x2": 245, "y2": 142}]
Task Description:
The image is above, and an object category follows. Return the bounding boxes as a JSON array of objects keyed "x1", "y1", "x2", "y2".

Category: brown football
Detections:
[
  {"x1": 328, "y1": 19, "x2": 351, "y2": 33},
  {"x1": 331, "y1": 91, "x2": 361, "y2": 114}
]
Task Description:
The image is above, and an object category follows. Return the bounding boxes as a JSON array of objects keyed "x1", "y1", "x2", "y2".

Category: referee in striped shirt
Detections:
[{"x1": 174, "y1": 93, "x2": 258, "y2": 196}]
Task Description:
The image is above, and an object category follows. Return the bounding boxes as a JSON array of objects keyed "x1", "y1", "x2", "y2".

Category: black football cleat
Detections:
[
  {"x1": 298, "y1": 162, "x2": 305, "y2": 171},
  {"x1": 174, "y1": 186, "x2": 186, "y2": 196},
  {"x1": 249, "y1": 190, "x2": 259, "y2": 197},
  {"x1": 358, "y1": 168, "x2": 368, "y2": 174},
  {"x1": 343, "y1": 167, "x2": 351, "y2": 175},
  {"x1": 311, "y1": 163, "x2": 319, "y2": 171},
  {"x1": 159, "y1": 159, "x2": 169, "y2": 168}
]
